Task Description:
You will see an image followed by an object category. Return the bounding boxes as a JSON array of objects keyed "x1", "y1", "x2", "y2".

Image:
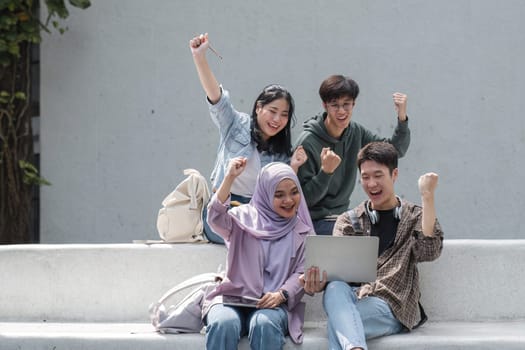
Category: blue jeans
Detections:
[
  {"x1": 313, "y1": 218, "x2": 336, "y2": 235},
  {"x1": 203, "y1": 194, "x2": 251, "y2": 244},
  {"x1": 205, "y1": 303, "x2": 288, "y2": 350},
  {"x1": 323, "y1": 281, "x2": 403, "y2": 350}
]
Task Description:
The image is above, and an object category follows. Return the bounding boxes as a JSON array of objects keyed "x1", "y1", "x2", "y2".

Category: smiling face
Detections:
[
  {"x1": 359, "y1": 160, "x2": 399, "y2": 211},
  {"x1": 273, "y1": 178, "x2": 301, "y2": 219},
  {"x1": 323, "y1": 96, "x2": 355, "y2": 139},
  {"x1": 256, "y1": 98, "x2": 290, "y2": 141}
]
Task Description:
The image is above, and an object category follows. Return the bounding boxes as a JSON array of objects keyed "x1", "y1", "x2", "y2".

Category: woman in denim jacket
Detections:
[{"x1": 190, "y1": 33, "x2": 306, "y2": 243}]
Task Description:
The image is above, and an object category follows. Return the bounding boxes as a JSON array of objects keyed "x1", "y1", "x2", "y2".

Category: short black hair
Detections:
[
  {"x1": 319, "y1": 75, "x2": 359, "y2": 103},
  {"x1": 357, "y1": 142, "x2": 398, "y2": 174}
]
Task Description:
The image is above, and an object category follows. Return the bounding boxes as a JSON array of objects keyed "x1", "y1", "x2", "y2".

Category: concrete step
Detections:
[
  {"x1": 2, "y1": 240, "x2": 525, "y2": 322},
  {"x1": 1, "y1": 240, "x2": 525, "y2": 349},
  {"x1": 1, "y1": 321, "x2": 525, "y2": 350}
]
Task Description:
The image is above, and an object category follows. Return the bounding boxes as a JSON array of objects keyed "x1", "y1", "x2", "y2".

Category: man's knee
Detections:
[
  {"x1": 323, "y1": 281, "x2": 358, "y2": 313},
  {"x1": 324, "y1": 281, "x2": 354, "y2": 299},
  {"x1": 313, "y1": 219, "x2": 336, "y2": 235}
]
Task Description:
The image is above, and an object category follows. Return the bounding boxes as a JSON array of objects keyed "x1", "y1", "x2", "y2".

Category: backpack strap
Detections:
[
  {"x1": 184, "y1": 169, "x2": 200, "y2": 210},
  {"x1": 157, "y1": 272, "x2": 220, "y2": 305},
  {"x1": 183, "y1": 169, "x2": 211, "y2": 210},
  {"x1": 149, "y1": 272, "x2": 222, "y2": 332}
]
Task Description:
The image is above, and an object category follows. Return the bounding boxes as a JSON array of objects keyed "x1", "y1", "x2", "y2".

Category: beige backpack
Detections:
[{"x1": 156, "y1": 169, "x2": 211, "y2": 243}]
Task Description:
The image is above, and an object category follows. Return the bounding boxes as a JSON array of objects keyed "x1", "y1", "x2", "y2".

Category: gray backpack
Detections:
[{"x1": 149, "y1": 272, "x2": 221, "y2": 334}]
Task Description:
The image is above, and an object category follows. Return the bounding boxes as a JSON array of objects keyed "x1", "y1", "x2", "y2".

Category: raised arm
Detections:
[
  {"x1": 216, "y1": 157, "x2": 247, "y2": 203},
  {"x1": 189, "y1": 33, "x2": 221, "y2": 104},
  {"x1": 418, "y1": 172, "x2": 439, "y2": 236},
  {"x1": 392, "y1": 92, "x2": 408, "y2": 122},
  {"x1": 412, "y1": 172, "x2": 443, "y2": 262},
  {"x1": 295, "y1": 142, "x2": 339, "y2": 208},
  {"x1": 289, "y1": 145, "x2": 308, "y2": 174},
  {"x1": 360, "y1": 92, "x2": 410, "y2": 157}
]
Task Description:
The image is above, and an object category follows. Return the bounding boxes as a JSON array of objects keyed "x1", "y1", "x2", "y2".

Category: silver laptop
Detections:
[
  {"x1": 222, "y1": 295, "x2": 261, "y2": 308},
  {"x1": 305, "y1": 235, "x2": 379, "y2": 283}
]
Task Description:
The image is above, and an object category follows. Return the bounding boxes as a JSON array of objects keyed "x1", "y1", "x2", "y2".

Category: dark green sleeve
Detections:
[
  {"x1": 296, "y1": 141, "x2": 334, "y2": 208},
  {"x1": 361, "y1": 119, "x2": 411, "y2": 157}
]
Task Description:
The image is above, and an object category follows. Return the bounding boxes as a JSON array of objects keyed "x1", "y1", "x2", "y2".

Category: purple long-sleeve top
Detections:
[{"x1": 202, "y1": 195, "x2": 311, "y2": 344}]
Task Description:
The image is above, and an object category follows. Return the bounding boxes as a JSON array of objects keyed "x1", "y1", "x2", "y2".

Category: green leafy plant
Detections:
[{"x1": 1, "y1": 0, "x2": 90, "y2": 243}]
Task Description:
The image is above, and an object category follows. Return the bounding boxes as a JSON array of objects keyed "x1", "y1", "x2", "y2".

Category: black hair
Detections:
[
  {"x1": 250, "y1": 84, "x2": 295, "y2": 156},
  {"x1": 357, "y1": 142, "x2": 398, "y2": 174},
  {"x1": 319, "y1": 75, "x2": 359, "y2": 103}
]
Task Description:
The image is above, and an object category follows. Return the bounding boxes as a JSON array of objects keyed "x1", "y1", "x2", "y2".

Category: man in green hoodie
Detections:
[{"x1": 294, "y1": 75, "x2": 411, "y2": 235}]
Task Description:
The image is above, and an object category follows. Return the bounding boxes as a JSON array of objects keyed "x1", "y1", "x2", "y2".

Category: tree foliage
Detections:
[{"x1": 0, "y1": 0, "x2": 90, "y2": 243}]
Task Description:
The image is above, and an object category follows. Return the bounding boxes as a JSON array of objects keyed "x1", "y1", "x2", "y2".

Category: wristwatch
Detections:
[{"x1": 279, "y1": 289, "x2": 289, "y2": 303}]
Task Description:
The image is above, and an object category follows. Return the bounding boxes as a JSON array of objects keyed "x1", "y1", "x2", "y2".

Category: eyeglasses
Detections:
[{"x1": 327, "y1": 102, "x2": 354, "y2": 111}]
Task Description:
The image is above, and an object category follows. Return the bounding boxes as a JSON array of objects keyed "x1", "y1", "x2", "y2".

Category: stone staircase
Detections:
[{"x1": 1, "y1": 240, "x2": 524, "y2": 349}]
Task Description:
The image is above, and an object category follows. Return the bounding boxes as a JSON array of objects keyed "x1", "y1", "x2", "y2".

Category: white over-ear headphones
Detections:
[{"x1": 365, "y1": 196, "x2": 402, "y2": 225}]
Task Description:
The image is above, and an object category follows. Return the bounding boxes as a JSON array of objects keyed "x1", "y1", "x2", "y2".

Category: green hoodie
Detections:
[{"x1": 294, "y1": 112, "x2": 410, "y2": 220}]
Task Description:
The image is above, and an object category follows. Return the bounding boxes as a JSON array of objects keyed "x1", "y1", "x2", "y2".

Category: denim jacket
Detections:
[{"x1": 208, "y1": 87, "x2": 288, "y2": 192}]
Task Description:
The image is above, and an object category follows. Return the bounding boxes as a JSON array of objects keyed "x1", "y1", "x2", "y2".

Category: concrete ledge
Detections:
[
  {"x1": 0, "y1": 243, "x2": 227, "y2": 322},
  {"x1": 1, "y1": 321, "x2": 525, "y2": 350},
  {"x1": 419, "y1": 239, "x2": 525, "y2": 321},
  {"x1": 2, "y1": 240, "x2": 525, "y2": 322},
  {"x1": 1, "y1": 240, "x2": 525, "y2": 349}
]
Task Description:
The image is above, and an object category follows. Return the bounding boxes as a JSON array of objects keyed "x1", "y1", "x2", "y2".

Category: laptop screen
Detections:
[{"x1": 305, "y1": 235, "x2": 379, "y2": 283}]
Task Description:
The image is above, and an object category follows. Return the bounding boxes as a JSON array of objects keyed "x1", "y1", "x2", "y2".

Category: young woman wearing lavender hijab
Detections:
[{"x1": 202, "y1": 158, "x2": 315, "y2": 350}]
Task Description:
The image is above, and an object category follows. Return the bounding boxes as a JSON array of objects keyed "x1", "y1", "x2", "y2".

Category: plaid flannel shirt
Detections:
[{"x1": 333, "y1": 199, "x2": 443, "y2": 329}]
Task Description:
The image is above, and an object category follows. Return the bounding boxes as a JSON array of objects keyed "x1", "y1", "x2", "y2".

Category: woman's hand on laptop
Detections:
[
  {"x1": 300, "y1": 266, "x2": 327, "y2": 294},
  {"x1": 258, "y1": 291, "x2": 286, "y2": 309}
]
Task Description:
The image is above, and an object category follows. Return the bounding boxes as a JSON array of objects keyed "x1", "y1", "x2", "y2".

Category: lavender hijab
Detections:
[{"x1": 229, "y1": 162, "x2": 313, "y2": 240}]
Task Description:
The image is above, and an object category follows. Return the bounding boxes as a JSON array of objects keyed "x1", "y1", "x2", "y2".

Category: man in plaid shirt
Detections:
[{"x1": 302, "y1": 142, "x2": 443, "y2": 350}]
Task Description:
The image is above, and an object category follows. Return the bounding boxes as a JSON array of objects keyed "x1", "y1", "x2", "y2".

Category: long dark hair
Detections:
[{"x1": 250, "y1": 84, "x2": 295, "y2": 156}]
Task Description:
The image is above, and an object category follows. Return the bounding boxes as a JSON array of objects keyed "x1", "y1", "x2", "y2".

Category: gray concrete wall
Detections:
[{"x1": 40, "y1": 0, "x2": 525, "y2": 243}]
